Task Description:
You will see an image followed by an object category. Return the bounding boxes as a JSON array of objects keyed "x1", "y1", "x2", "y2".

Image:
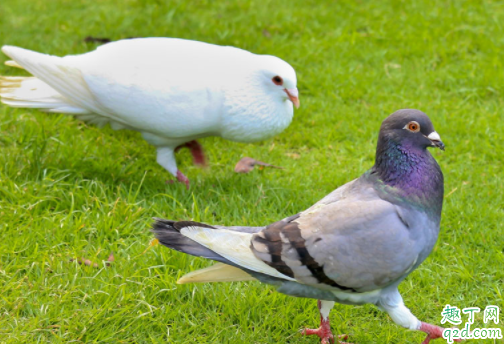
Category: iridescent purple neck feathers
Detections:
[{"x1": 370, "y1": 137, "x2": 444, "y2": 218}]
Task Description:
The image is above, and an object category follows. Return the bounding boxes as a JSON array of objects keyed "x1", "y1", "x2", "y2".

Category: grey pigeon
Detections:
[{"x1": 152, "y1": 109, "x2": 456, "y2": 343}]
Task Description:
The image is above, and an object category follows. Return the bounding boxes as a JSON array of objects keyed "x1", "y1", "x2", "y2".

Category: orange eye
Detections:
[
  {"x1": 407, "y1": 121, "x2": 420, "y2": 132},
  {"x1": 272, "y1": 76, "x2": 283, "y2": 85}
]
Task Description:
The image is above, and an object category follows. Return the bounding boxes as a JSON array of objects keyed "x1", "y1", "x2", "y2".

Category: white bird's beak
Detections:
[{"x1": 284, "y1": 88, "x2": 300, "y2": 108}]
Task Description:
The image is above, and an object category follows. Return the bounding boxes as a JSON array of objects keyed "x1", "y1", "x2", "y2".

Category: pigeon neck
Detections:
[
  {"x1": 371, "y1": 137, "x2": 444, "y2": 217},
  {"x1": 220, "y1": 81, "x2": 293, "y2": 142}
]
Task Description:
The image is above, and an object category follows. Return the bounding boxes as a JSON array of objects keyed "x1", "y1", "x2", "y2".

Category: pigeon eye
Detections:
[
  {"x1": 272, "y1": 76, "x2": 283, "y2": 85},
  {"x1": 406, "y1": 121, "x2": 420, "y2": 132}
]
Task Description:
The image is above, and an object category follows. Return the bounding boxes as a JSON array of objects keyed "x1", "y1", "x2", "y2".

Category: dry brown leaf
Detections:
[{"x1": 234, "y1": 157, "x2": 283, "y2": 174}]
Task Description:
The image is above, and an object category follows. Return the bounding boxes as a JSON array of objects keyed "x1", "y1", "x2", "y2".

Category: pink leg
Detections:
[
  {"x1": 419, "y1": 322, "x2": 462, "y2": 343},
  {"x1": 176, "y1": 170, "x2": 190, "y2": 189},
  {"x1": 302, "y1": 300, "x2": 350, "y2": 344},
  {"x1": 165, "y1": 170, "x2": 190, "y2": 189},
  {"x1": 175, "y1": 140, "x2": 206, "y2": 166}
]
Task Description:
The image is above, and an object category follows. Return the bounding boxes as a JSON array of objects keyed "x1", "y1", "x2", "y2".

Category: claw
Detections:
[
  {"x1": 301, "y1": 300, "x2": 351, "y2": 344},
  {"x1": 302, "y1": 327, "x2": 351, "y2": 344},
  {"x1": 166, "y1": 170, "x2": 190, "y2": 188},
  {"x1": 176, "y1": 170, "x2": 190, "y2": 189},
  {"x1": 419, "y1": 322, "x2": 462, "y2": 343}
]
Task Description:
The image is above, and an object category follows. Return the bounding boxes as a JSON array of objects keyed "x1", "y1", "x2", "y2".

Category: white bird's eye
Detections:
[{"x1": 272, "y1": 76, "x2": 283, "y2": 85}]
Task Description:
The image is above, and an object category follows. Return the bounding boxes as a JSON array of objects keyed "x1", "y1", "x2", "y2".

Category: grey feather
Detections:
[{"x1": 152, "y1": 109, "x2": 448, "y2": 341}]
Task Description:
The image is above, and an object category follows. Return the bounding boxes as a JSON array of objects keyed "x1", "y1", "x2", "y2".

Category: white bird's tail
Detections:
[
  {"x1": 0, "y1": 76, "x2": 88, "y2": 114},
  {"x1": 0, "y1": 46, "x2": 92, "y2": 114},
  {"x1": 0, "y1": 46, "x2": 119, "y2": 128}
]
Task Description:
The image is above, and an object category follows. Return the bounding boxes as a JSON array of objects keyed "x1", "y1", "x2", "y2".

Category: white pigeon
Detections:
[{"x1": 0, "y1": 38, "x2": 299, "y2": 187}]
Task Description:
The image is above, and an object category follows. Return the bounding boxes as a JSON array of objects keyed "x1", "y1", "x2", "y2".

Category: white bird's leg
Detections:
[
  {"x1": 379, "y1": 295, "x2": 462, "y2": 344},
  {"x1": 302, "y1": 300, "x2": 350, "y2": 344},
  {"x1": 156, "y1": 146, "x2": 190, "y2": 188},
  {"x1": 175, "y1": 140, "x2": 207, "y2": 166}
]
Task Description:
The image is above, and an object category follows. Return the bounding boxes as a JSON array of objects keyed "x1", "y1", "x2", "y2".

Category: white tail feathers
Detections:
[
  {"x1": 2, "y1": 46, "x2": 103, "y2": 114},
  {"x1": 0, "y1": 76, "x2": 87, "y2": 114},
  {"x1": 1, "y1": 45, "x2": 123, "y2": 128},
  {"x1": 177, "y1": 263, "x2": 257, "y2": 284},
  {"x1": 5, "y1": 60, "x2": 22, "y2": 69}
]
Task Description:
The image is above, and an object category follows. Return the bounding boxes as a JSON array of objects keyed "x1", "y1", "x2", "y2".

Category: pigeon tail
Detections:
[
  {"x1": 177, "y1": 263, "x2": 256, "y2": 284},
  {"x1": 152, "y1": 218, "x2": 296, "y2": 283},
  {"x1": 152, "y1": 218, "x2": 257, "y2": 283},
  {"x1": 0, "y1": 75, "x2": 87, "y2": 114},
  {"x1": 1, "y1": 46, "x2": 120, "y2": 127},
  {"x1": 151, "y1": 218, "x2": 233, "y2": 265}
]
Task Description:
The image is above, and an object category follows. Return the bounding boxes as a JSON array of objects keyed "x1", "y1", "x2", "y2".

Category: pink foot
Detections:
[
  {"x1": 175, "y1": 140, "x2": 207, "y2": 166},
  {"x1": 166, "y1": 171, "x2": 190, "y2": 189},
  {"x1": 302, "y1": 325, "x2": 350, "y2": 344},
  {"x1": 302, "y1": 320, "x2": 334, "y2": 344},
  {"x1": 176, "y1": 170, "x2": 190, "y2": 189},
  {"x1": 302, "y1": 301, "x2": 351, "y2": 344},
  {"x1": 419, "y1": 322, "x2": 462, "y2": 344}
]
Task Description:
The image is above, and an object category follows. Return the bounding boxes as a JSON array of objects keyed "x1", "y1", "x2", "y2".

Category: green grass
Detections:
[{"x1": 1, "y1": 0, "x2": 504, "y2": 342}]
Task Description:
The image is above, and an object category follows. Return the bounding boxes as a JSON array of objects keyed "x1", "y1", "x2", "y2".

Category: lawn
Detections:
[{"x1": 1, "y1": 0, "x2": 504, "y2": 343}]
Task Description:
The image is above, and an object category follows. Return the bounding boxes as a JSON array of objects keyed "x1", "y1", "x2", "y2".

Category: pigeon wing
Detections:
[
  {"x1": 250, "y1": 179, "x2": 431, "y2": 292},
  {"x1": 71, "y1": 38, "x2": 250, "y2": 137}
]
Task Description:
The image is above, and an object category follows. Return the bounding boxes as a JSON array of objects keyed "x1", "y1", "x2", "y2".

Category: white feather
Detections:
[
  {"x1": 180, "y1": 226, "x2": 296, "y2": 281},
  {"x1": 177, "y1": 263, "x2": 257, "y2": 284},
  {"x1": 0, "y1": 76, "x2": 83, "y2": 111},
  {"x1": 2, "y1": 46, "x2": 109, "y2": 116},
  {"x1": 0, "y1": 38, "x2": 298, "y2": 178},
  {"x1": 4, "y1": 60, "x2": 22, "y2": 68}
]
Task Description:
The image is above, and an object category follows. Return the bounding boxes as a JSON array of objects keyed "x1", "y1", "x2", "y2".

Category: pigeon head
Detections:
[
  {"x1": 257, "y1": 55, "x2": 299, "y2": 108},
  {"x1": 220, "y1": 54, "x2": 298, "y2": 143},
  {"x1": 378, "y1": 109, "x2": 444, "y2": 151},
  {"x1": 372, "y1": 109, "x2": 444, "y2": 217}
]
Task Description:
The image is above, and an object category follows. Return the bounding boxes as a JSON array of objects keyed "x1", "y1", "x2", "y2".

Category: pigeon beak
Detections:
[
  {"x1": 427, "y1": 131, "x2": 445, "y2": 150},
  {"x1": 284, "y1": 88, "x2": 300, "y2": 108}
]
